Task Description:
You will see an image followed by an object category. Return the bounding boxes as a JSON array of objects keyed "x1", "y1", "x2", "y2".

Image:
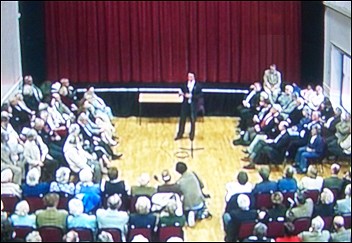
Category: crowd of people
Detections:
[
  {"x1": 1, "y1": 66, "x2": 351, "y2": 242},
  {"x1": 223, "y1": 164, "x2": 351, "y2": 242},
  {"x1": 234, "y1": 64, "x2": 351, "y2": 173},
  {"x1": 1, "y1": 76, "x2": 214, "y2": 241}
]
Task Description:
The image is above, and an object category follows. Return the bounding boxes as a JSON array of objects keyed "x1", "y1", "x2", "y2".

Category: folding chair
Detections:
[
  {"x1": 38, "y1": 226, "x2": 64, "y2": 242},
  {"x1": 71, "y1": 227, "x2": 94, "y2": 242},
  {"x1": 1, "y1": 194, "x2": 20, "y2": 214},
  {"x1": 158, "y1": 226, "x2": 184, "y2": 242}
]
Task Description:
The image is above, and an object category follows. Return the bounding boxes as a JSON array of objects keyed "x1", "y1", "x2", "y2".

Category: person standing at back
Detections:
[{"x1": 175, "y1": 72, "x2": 202, "y2": 141}]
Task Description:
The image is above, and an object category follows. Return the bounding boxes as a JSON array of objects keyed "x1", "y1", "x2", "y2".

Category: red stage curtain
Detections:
[{"x1": 45, "y1": 1, "x2": 301, "y2": 84}]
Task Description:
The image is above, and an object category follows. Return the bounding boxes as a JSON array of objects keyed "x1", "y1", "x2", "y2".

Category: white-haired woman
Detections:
[
  {"x1": 10, "y1": 200, "x2": 36, "y2": 228},
  {"x1": 75, "y1": 168, "x2": 101, "y2": 213},
  {"x1": 129, "y1": 196, "x2": 157, "y2": 230},
  {"x1": 22, "y1": 168, "x2": 49, "y2": 198},
  {"x1": 25, "y1": 231, "x2": 42, "y2": 242},
  {"x1": 50, "y1": 167, "x2": 75, "y2": 196},
  {"x1": 131, "y1": 173, "x2": 156, "y2": 197},
  {"x1": 67, "y1": 198, "x2": 97, "y2": 232},
  {"x1": 1, "y1": 168, "x2": 22, "y2": 198},
  {"x1": 313, "y1": 188, "x2": 335, "y2": 218}
]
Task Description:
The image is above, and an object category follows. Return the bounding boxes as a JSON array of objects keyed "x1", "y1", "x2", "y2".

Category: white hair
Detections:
[
  {"x1": 138, "y1": 173, "x2": 150, "y2": 186},
  {"x1": 15, "y1": 200, "x2": 30, "y2": 216},
  {"x1": 26, "y1": 168, "x2": 41, "y2": 187},
  {"x1": 311, "y1": 216, "x2": 325, "y2": 232},
  {"x1": 68, "y1": 198, "x2": 84, "y2": 216},
  {"x1": 237, "y1": 194, "x2": 250, "y2": 210},
  {"x1": 131, "y1": 234, "x2": 149, "y2": 242},
  {"x1": 56, "y1": 167, "x2": 71, "y2": 184},
  {"x1": 79, "y1": 168, "x2": 93, "y2": 183},
  {"x1": 1, "y1": 169, "x2": 13, "y2": 183}
]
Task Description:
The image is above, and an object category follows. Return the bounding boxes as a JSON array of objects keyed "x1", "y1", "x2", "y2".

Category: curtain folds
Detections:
[{"x1": 45, "y1": 1, "x2": 301, "y2": 84}]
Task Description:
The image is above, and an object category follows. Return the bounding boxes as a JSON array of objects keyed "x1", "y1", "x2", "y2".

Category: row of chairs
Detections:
[
  {"x1": 237, "y1": 214, "x2": 351, "y2": 241},
  {"x1": 226, "y1": 188, "x2": 345, "y2": 213},
  {"x1": 13, "y1": 225, "x2": 183, "y2": 242}
]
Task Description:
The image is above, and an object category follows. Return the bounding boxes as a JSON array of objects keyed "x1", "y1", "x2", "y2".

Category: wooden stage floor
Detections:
[{"x1": 110, "y1": 116, "x2": 349, "y2": 242}]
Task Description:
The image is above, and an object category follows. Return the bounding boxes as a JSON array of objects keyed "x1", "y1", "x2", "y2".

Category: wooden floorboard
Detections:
[{"x1": 110, "y1": 116, "x2": 349, "y2": 242}]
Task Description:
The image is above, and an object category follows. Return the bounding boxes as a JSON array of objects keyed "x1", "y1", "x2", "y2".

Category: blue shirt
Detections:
[
  {"x1": 67, "y1": 214, "x2": 97, "y2": 232},
  {"x1": 277, "y1": 178, "x2": 298, "y2": 192},
  {"x1": 10, "y1": 214, "x2": 36, "y2": 228}
]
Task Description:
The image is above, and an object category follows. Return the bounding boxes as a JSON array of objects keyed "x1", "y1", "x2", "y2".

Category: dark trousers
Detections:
[{"x1": 177, "y1": 103, "x2": 196, "y2": 140}]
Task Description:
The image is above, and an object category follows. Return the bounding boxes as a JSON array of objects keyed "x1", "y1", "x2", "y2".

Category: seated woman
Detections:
[
  {"x1": 10, "y1": 200, "x2": 36, "y2": 228},
  {"x1": 131, "y1": 173, "x2": 156, "y2": 197},
  {"x1": 67, "y1": 198, "x2": 97, "y2": 232},
  {"x1": 75, "y1": 168, "x2": 101, "y2": 214},
  {"x1": 22, "y1": 168, "x2": 49, "y2": 198},
  {"x1": 50, "y1": 167, "x2": 75, "y2": 196},
  {"x1": 298, "y1": 165, "x2": 324, "y2": 192},
  {"x1": 159, "y1": 200, "x2": 186, "y2": 227},
  {"x1": 129, "y1": 196, "x2": 157, "y2": 229},
  {"x1": 313, "y1": 188, "x2": 335, "y2": 218}
]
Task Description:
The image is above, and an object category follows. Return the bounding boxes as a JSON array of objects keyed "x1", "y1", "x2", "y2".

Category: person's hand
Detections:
[{"x1": 184, "y1": 93, "x2": 191, "y2": 98}]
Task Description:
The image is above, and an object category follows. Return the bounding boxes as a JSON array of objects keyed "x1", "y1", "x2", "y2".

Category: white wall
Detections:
[
  {"x1": 1, "y1": 1, "x2": 22, "y2": 104},
  {"x1": 323, "y1": 1, "x2": 351, "y2": 111}
]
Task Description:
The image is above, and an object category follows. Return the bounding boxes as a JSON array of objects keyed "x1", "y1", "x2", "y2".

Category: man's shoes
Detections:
[
  {"x1": 241, "y1": 157, "x2": 250, "y2": 162},
  {"x1": 243, "y1": 164, "x2": 255, "y2": 169},
  {"x1": 112, "y1": 153, "x2": 123, "y2": 160},
  {"x1": 296, "y1": 169, "x2": 307, "y2": 174},
  {"x1": 242, "y1": 149, "x2": 249, "y2": 154},
  {"x1": 174, "y1": 135, "x2": 182, "y2": 141}
]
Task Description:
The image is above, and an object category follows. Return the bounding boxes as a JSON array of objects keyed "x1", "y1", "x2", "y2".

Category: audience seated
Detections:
[
  {"x1": 223, "y1": 194, "x2": 258, "y2": 242},
  {"x1": 335, "y1": 184, "x2": 351, "y2": 215},
  {"x1": 10, "y1": 200, "x2": 36, "y2": 228},
  {"x1": 103, "y1": 167, "x2": 129, "y2": 198},
  {"x1": 330, "y1": 216, "x2": 351, "y2": 242},
  {"x1": 74, "y1": 168, "x2": 101, "y2": 214},
  {"x1": 266, "y1": 192, "x2": 287, "y2": 221},
  {"x1": 1, "y1": 168, "x2": 22, "y2": 198},
  {"x1": 63, "y1": 230, "x2": 80, "y2": 242},
  {"x1": 306, "y1": 85, "x2": 325, "y2": 111},
  {"x1": 25, "y1": 230, "x2": 42, "y2": 242},
  {"x1": 35, "y1": 192, "x2": 68, "y2": 230},
  {"x1": 97, "y1": 231, "x2": 114, "y2": 242},
  {"x1": 129, "y1": 196, "x2": 157, "y2": 229},
  {"x1": 49, "y1": 167, "x2": 75, "y2": 196},
  {"x1": 157, "y1": 170, "x2": 183, "y2": 196},
  {"x1": 242, "y1": 222, "x2": 275, "y2": 242},
  {"x1": 96, "y1": 194, "x2": 129, "y2": 241},
  {"x1": 323, "y1": 163, "x2": 345, "y2": 197},
  {"x1": 277, "y1": 165, "x2": 298, "y2": 192},
  {"x1": 323, "y1": 107, "x2": 342, "y2": 138},
  {"x1": 313, "y1": 188, "x2": 335, "y2": 218},
  {"x1": 263, "y1": 64, "x2": 282, "y2": 104},
  {"x1": 298, "y1": 216, "x2": 330, "y2": 242},
  {"x1": 131, "y1": 173, "x2": 156, "y2": 197},
  {"x1": 298, "y1": 165, "x2": 324, "y2": 191},
  {"x1": 252, "y1": 166, "x2": 277, "y2": 194},
  {"x1": 1, "y1": 131, "x2": 23, "y2": 185},
  {"x1": 294, "y1": 124, "x2": 324, "y2": 174},
  {"x1": 225, "y1": 171, "x2": 252, "y2": 202},
  {"x1": 286, "y1": 191, "x2": 314, "y2": 222},
  {"x1": 159, "y1": 199, "x2": 186, "y2": 227},
  {"x1": 22, "y1": 168, "x2": 49, "y2": 197},
  {"x1": 67, "y1": 198, "x2": 97, "y2": 232}
]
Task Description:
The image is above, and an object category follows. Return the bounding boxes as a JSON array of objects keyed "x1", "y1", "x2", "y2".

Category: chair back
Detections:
[
  {"x1": 322, "y1": 216, "x2": 333, "y2": 231},
  {"x1": 1, "y1": 194, "x2": 20, "y2": 214},
  {"x1": 255, "y1": 192, "x2": 273, "y2": 209},
  {"x1": 71, "y1": 227, "x2": 94, "y2": 242},
  {"x1": 304, "y1": 190, "x2": 320, "y2": 204},
  {"x1": 292, "y1": 217, "x2": 311, "y2": 235},
  {"x1": 343, "y1": 214, "x2": 351, "y2": 229},
  {"x1": 158, "y1": 226, "x2": 184, "y2": 242},
  {"x1": 98, "y1": 228, "x2": 122, "y2": 242},
  {"x1": 38, "y1": 226, "x2": 64, "y2": 242},
  {"x1": 25, "y1": 196, "x2": 45, "y2": 213},
  {"x1": 13, "y1": 226, "x2": 34, "y2": 241},
  {"x1": 266, "y1": 220, "x2": 285, "y2": 238},
  {"x1": 237, "y1": 221, "x2": 257, "y2": 241}
]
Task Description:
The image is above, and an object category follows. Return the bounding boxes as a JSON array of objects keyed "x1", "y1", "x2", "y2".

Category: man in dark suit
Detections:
[{"x1": 175, "y1": 72, "x2": 202, "y2": 141}]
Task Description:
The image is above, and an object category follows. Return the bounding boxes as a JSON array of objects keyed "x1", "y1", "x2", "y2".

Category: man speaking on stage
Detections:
[{"x1": 175, "y1": 72, "x2": 203, "y2": 141}]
